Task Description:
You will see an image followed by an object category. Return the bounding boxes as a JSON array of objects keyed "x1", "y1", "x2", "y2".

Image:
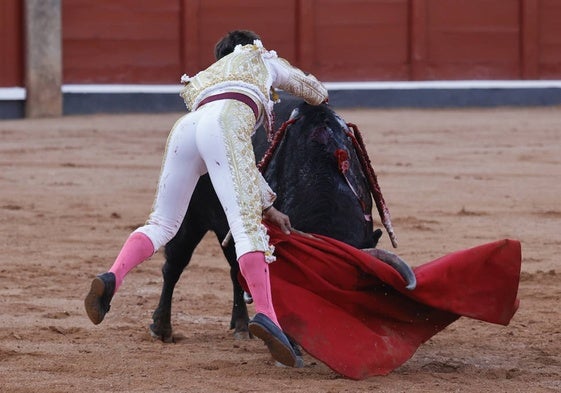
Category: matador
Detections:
[{"x1": 85, "y1": 30, "x2": 328, "y2": 368}]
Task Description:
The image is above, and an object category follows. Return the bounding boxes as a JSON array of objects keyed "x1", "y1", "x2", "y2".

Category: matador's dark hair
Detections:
[{"x1": 214, "y1": 30, "x2": 261, "y2": 60}]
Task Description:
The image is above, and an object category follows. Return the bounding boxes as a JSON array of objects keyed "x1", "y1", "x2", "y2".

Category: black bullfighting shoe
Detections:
[
  {"x1": 84, "y1": 272, "x2": 116, "y2": 325},
  {"x1": 248, "y1": 313, "x2": 301, "y2": 368}
]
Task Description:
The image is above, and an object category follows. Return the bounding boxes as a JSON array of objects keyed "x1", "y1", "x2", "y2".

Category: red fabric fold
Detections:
[{"x1": 241, "y1": 223, "x2": 521, "y2": 380}]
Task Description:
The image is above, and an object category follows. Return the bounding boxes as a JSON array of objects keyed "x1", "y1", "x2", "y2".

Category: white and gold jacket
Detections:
[
  {"x1": 180, "y1": 40, "x2": 328, "y2": 211},
  {"x1": 180, "y1": 39, "x2": 328, "y2": 135}
]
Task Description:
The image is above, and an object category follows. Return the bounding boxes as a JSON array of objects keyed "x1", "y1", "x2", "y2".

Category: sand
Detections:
[{"x1": 0, "y1": 106, "x2": 559, "y2": 392}]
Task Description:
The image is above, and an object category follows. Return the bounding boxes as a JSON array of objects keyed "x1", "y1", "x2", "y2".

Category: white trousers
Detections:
[{"x1": 135, "y1": 99, "x2": 271, "y2": 259}]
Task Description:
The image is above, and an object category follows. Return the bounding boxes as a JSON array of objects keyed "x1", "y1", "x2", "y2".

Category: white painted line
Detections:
[
  {"x1": 323, "y1": 80, "x2": 561, "y2": 90},
  {"x1": 0, "y1": 87, "x2": 26, "y2": 100},
  {"x1": 2, "y1": 80, "x2": 561, "y2": 100},
  {"x1": 61, "y1": 84, "x2": 182, "y2": 94}
]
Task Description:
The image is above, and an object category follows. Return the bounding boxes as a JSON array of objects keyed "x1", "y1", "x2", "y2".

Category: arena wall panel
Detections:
[
  {"x1": 0, "y1": 0, "x2": 24, "y2": 87},
  {"x1": 538, "y1": 0, "x2": 561, "y2": 77},
  {"x1": 62, "y1": 0, "x2": 183, "y2": 83},
  {"x1": 57, "y1": 0, "x2": 561, "y2": 84},
  {"x1": 419, "y1": 0, "x2": 521, "y2": 79},
  {"x1": 180, "y1": 0, "x2": 298, "y2": 75}
]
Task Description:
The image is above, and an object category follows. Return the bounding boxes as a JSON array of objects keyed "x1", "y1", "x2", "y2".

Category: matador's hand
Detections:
[{"x1": 263, "y1": 206, "x2": 291, "y2": 235}]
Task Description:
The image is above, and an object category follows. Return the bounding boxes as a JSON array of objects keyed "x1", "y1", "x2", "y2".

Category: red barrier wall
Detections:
[
  {"x1": 61, "y1": 0, "x2": 183, "y2": 83},
  {"x1": 536, "y1": 0, "x2": 561, "y2": 77},
  {"x1": 1, "y1": 0, "x2": 561, "y2": 86},
  {"x1": 0, "y1": 0, "x2": 23, "y2": 87},
  {"x1": 414, "y1": 0, "x2": 521, "y2": 80}
]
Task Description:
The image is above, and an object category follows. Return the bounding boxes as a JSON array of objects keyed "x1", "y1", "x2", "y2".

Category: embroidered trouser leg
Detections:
[
  {"x1": 108, "y1": 112, "x2": 207, "y2": 289},
  {"x1": 197, "y1": 100, "x2": 272, "y2": 258},
  {"x1": 109, "y1": 100, "x2": 279, "y2": 326},
  {"x1": 197, "y1": 100, "x2": 279, "y2": 326},
  {"x1": 136, "y1": 99, "x2": 270, "y2": 258}
]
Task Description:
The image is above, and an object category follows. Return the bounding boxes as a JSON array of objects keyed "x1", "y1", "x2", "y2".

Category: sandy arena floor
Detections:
[{"x1": 0, "y1": 106, "x2": 560, "y2": 392}]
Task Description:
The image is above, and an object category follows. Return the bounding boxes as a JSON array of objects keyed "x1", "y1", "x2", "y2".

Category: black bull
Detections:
[{"x1": 149, "y1": 97, "x2": 415, "y2": 342}]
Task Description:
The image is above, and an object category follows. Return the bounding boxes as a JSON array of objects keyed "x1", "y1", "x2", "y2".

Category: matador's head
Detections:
[{"x1": 214, "y1": 30, "x2": 261, "y2": 60}]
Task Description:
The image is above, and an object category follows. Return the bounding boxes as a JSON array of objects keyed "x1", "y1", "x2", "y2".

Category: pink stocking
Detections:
[
  {"x1": 109, "y1": 232, "x2": 155, "y2": 292},
  {"x1": 238, "y1": 251, "x2": 280, "y2": 327}
]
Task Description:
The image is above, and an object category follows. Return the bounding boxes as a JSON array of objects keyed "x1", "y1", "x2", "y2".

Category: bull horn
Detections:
[{"x1": 361, "y1": 248, "x2": 417, "y2": 290}]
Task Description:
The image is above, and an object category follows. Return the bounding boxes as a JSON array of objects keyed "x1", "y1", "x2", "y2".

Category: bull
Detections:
[{"x1": 149, "y1": 97, "x2": 414, "y2": 342}]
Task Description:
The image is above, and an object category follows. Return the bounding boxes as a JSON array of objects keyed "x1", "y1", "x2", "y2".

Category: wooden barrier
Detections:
[{"x1": 1, "y1": 0, "x2": 561, "y2": 87}]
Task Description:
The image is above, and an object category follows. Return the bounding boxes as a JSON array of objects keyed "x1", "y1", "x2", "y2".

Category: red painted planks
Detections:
[
  {"x1": 62, "y1": 0, "x2": 182, "y2": 83},
  {"x1": 539, "y1": 0, "x2": 561, "y2": 77},
  {"x1": 521, "y1": 0, "x2": 539, "y2": 79},
  {"x1": 10, "y1": 0, "x2": 556, "y2": 84},
  {"x1": 0, "y1": 0, "x2": 24, "y2": 87},
  {"x1": 302, "y1": 0, "x2": 410, "y2": 81},
  {"x1": 424, "y1": 0, "x2": 520, "y2": 79}
]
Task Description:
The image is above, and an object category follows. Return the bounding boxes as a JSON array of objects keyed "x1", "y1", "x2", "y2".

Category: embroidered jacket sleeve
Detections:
[
  {"x1": 266, "y1": 57, "x2": 328, "y2": 105},
  {"x1": 258, "y1": 172, "x2": 276, "y2": 210}
]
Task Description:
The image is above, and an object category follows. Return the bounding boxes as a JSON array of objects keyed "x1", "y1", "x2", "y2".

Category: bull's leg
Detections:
[
  {"x1": 150, "y1": 225, "x2": 207, "y2": 343},
  {"x1": 216, "y1": 231, "x2": 251, "y2": 339}
]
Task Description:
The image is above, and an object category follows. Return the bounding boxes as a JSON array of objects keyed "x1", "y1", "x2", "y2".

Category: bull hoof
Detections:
[
  {"x1": 233, "y1": 330, "x2": 251, "y2": 340},
  {"x1": 233, "y1": 319, "x2": 251, "y2": 340},
  {"x1": 149, "y1": 323, "x2": 174, "y2": 343}
]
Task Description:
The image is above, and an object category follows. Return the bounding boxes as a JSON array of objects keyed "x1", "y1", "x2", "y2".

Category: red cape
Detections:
[{"x1": 241, "y1": 224, "x2": 521, "y2": 380}]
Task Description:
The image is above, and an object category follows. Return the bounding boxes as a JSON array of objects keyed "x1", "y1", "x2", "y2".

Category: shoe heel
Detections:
[
  {"x1": 84, "y1": 277, "x2": 106, "y2": 325},
  {"x1": 249, "y1": 322, "x2": 297, "y2": 368}
]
